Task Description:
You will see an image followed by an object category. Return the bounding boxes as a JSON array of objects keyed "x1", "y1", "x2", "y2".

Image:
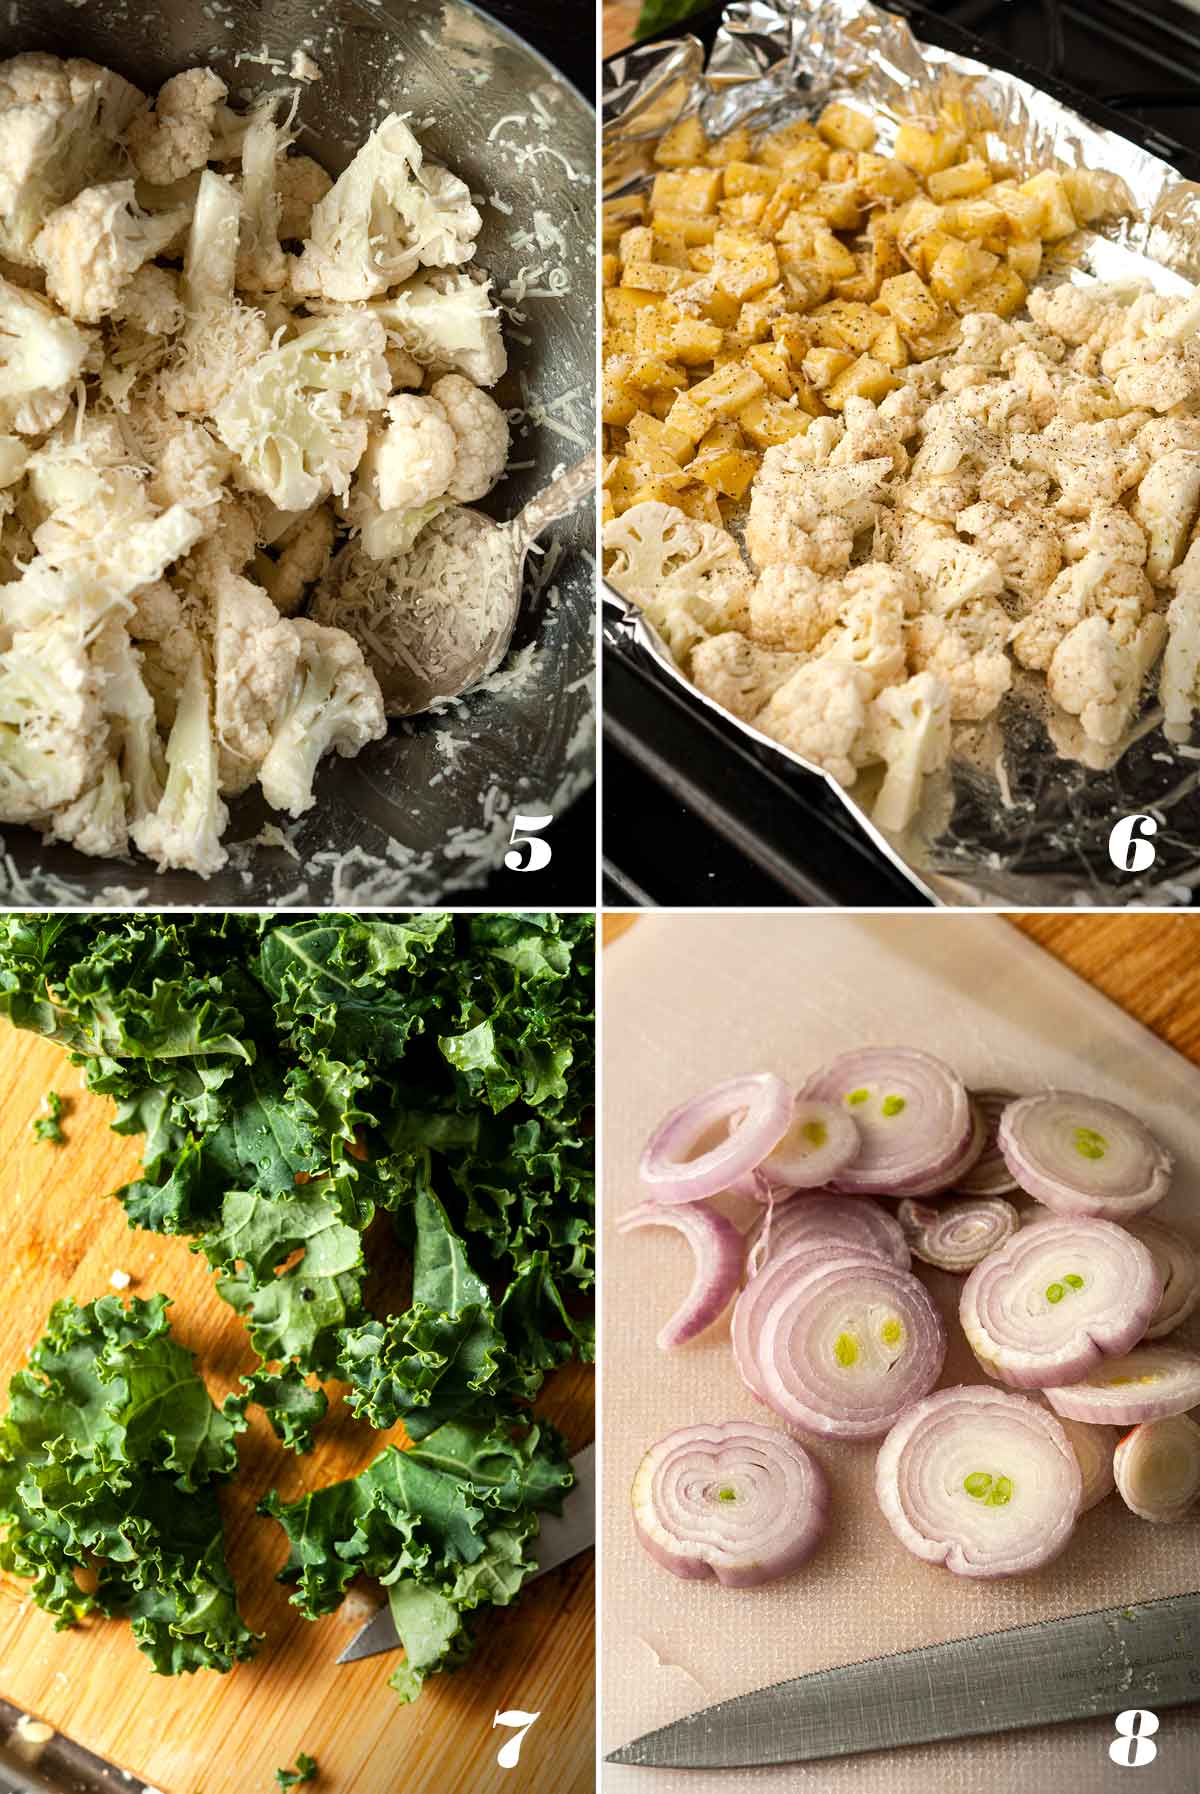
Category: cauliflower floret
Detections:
[
  {"x1": 359, "y1": 393, "x2": 457, "y2": 513},
  {"x1": 43, "y1": 757, "x2": 128, "y2": 859},
  {"x1": 748, "y1": 562, "x2": 838, "y2": 652},
  {"x1": 293, "y1": 115, "x2": 481, "y2": 303},
  {"x1": 32, "y1": 181, "x2": 189, "y2": 323},
  {"x1": 114, "y1": 263, "x2": 184, "y2": 336},
  {"x1": 128, "y1": 576, "x2": 199, "y2": 728},
  {"x1": 0, "y1": 272, "x2": 92, "y2": 435},
  {"x1": 1057, "y1": 502, "x2": 1146, "y2": 570},
  {"x1": 236, "y1": 112, "x2": 287, "y2": 294},
  {"x1": 745, "y1": 443, "x2": 892, "y2": 571},
  {"x1": 213, "y1": 311, "x2": 390, "y2": 511},
  {"x1": 1012, "y1": 416, "x2": 1148, "y2": 515},
  {"x1": 955, "y1": 498, "x2": 1061, "y2": 603},
  {"x1": 690, "y1": 632, "x2": 801, "y2": 721},
  {"x1": 0, "y1": 53, "x2": 144, "y2": 264},
  {"x1": 1010, "y1": 550, "x2": 1156, "y2": 672},
  {"x1": 862, "y1": 670, "x2": 952, "y2": 833},
  {"x1": 257, "y1": 619, "x2": 386, "y2": 817},
  {"x1": 148, "y1": 421, "x2": 231, "y2": 526},
  {"x1": 753, "y1": 660, "x2": 874, "y2": 787},
  {"x1": 124, "y1": 68, "x2": 227, "y2": 187},
  {"x1": 210, "y1": 566, "x2": 302, "y2": 794},
  {"x1": 604, "y1": 500, "x2": 751, "y2": 664},
  {"x1": 906, "y1": 604, "x2": 1012, "y2": 720},
  {"x1": 0, "y1": 608, "x2": 105, "y2": 820},
  {"x1": 1131, "y1": 449, "x2": 1200, "y2": 585},
  {"x1": 1026, "y1": 281, "x2": 1134, "y2": 350},
  {"x1": 813, "y1": 568, "x2": 910, "y2": 697},
  {"x1": 1048, "y1": 611, "x2": 1168, "y2": 745},
  {"x1": 429, "y1": 374, "x2": 509, "y2": 503},
  {"x1": 1160, "y1": 542, "x2": 1200, "y2": 741},
  {"x1": 129, "y1": 647, "x2": 228, "y2": 875},
  {"x1": 828, "y1": 397, "x2": 909, "y2": 473},
  {"x1": 366, "y1": 270, "x2": 507, "y2": 388},
  {"x1": 93, "y1": 617, "x2": 165, "y2": 824},
  {"x1": 252, "y1": 506, "x2": 336, "y2": 616},
  {"x1": 160, "y1": 170, "x2": 271, "y2": 415},
  {"x1": 277, "y1": 154, "x2": 333, "y2": 242},
  {"x1": 894, "y1": 526, "x2": 1004, "y2": 615}
]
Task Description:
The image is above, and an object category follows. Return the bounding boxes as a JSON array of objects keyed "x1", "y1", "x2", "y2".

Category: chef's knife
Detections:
[
  {"x1": 606, "y1": 1591, "x2": 1200, "y2": 1768},
  {"x1": 337, "y1": 1443, "x2": 595, "y2": 1665}
]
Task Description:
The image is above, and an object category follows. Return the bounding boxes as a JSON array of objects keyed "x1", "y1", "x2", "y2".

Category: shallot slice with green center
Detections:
[
  {"x1": 960, "y1": 1216, "x2": 1160, "y2": 1388},
  {"x1": 956, "y1": 1090, "x2": 1021, "y2": 1197},
  {"x1": 875, "y1": 1386, "x2": 1081, "y2": 1577},
  {"x1": 730, "y1": 1100, "x2": 861, "y2": 1196},
  {"x1": 801, "y1": 1048, "x2": 976, "y2": 1197},
  {"x1": 616, "y1": 1199, "x2": 743, "y2": 1350},
  {"x1": 749, "y1": 1192, "x2": 910, "y2": 1274},
  {"x1": 631, "y1": 1420, "x2": 829, "y2": 1587},
  {"x1": 1055, "y1": 1414, "x2": 1119, "y2": 1512},
  {"x1": 998, "y1": 1092, "x2": 1172, "y2": 1219},
  {"x1": 754, "y1": 1255, "x2": 946, "y2": 1438},
  {"x1": 732, "y1": 1244, "x2": 877, "y2": 1403},
  {"x1": 1043, "y1": 1344, "x2": 1200, "y2": 1425},
  {"x1": 1113, "y1": 1414, "x2": 1200, "y2": 1522},
  {"x1": 1127, "y1": 1218, "x2": 1200, "y2": 1340},
  {"x1": 897, "y1": 1195, "x2": 1019, "y2": 1272},
  {"x1": 639, "y1": 1074, "x2": 792, "y2": 1204}
]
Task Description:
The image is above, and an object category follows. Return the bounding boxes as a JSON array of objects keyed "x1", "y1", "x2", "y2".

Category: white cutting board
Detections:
[{"x1": 601, "y1": 915, "x2": 1200, "y2": 1794}]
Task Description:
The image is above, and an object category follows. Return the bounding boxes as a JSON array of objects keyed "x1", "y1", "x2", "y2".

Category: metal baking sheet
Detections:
[{"x1": 603, "y1": 0, "x2": 1200, "y2": 907}]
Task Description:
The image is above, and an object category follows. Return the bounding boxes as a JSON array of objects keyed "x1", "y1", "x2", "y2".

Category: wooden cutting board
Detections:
[{"x1": 0, "y1": 1027, "x2": 593, "y2": 1794}]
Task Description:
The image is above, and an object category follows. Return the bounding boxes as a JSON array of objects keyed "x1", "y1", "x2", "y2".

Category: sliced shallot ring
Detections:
[
  {"x1": 801, "y1": 1047, "x2": 973, "y2": 1196},
  {"x1": 730, "y1": 1100, "x2": 861, "y2": 1195},
  {"x1": 1054, "y1": 1414, "x2": 1119, "y2": 1512},
  {"x1": 956, "y1": 1090, "x2": 1021, "y2": 1197},
  {"x1": 639, "y1": 1074, "x2": 793, "y2": 1204},
  {"x1": 732, "y1": 1243, "x2": 877, "y2": 1403},
  {"x1": 960, "y1": 1216, "x2": 1160, "y2": 1389},
  {"x1": 631, "y1": 1419, "x2": 829, "y2": 1587},
  {"x1": 1127, "y1": 1217, "x2": 1200, "y2": 1340},
  {"x1": 616, "y1": 1200, "x2": 743, "y2": 1350},
  {"x1": 756, "y1": 1256, "x2": 946, "y2": 1439},
  {"x1": 998, "y1": 1091, "x2": 1172, "y2": 1219},
  {"x1": 876, "y1": 1385, "x2": 1081, "y2": 1577},
  {"x1": 1044, "y1": 1345, "x2": 1200, "y2": 1425},
  {"x1": 1113, "y1": 1414, "x2": 1200, "y2": 1523},
  {"x1": 749, "y1": 1192, "x2": 910, "y2": 1273},
  {"x1": 897, "y1": 1195, "x2": 1019, "y2": 1272}
]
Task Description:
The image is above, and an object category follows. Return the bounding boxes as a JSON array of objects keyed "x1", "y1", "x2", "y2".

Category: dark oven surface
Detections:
[{"x1": 602, "y1": 0, "x2": 1200, "y2": 909}]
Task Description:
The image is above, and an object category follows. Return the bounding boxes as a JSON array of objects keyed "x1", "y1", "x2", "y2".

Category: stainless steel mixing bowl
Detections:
[{"x1": 0, "y1": 0, "x2": 595, "y2": 906}]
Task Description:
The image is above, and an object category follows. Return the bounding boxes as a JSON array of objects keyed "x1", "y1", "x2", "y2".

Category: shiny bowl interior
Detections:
[{"x1": 0, "y1": 0, "x2": 596, "y2": 906}]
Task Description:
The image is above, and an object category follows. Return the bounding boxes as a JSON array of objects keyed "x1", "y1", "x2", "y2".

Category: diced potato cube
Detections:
[
  {"x1": 723, "y1": 160, "x2": 780, "y2": 198},
  {"x1": 669, "y1": 316, "x2": 725, "y2": 364},
  {"x1": 812, "y1": 229, "x2": 858, "y2": 281},
  {"x1": 713, "y1": 229, "x2": 780, "y2": 300},
  {"x1": 1019, "y1": 169, "x2": 1078, "y2": 241},
  {"x1": 757, "y1": 120, "x2": 827, "y2": 174},
  {"x1": 652, "y1": 211, "x2": 718, "y2": 246},
  {"x1": 808, "y1": 181, "x2": 864, "y2": 231},
  {"x1": 673, "y1": 481, "x2": 724, "y2": 526},
  {"x1": 905, "y1": 315, "x2": 963, "y2": 361},
  {"x1": 926, "y1": 159, "x2": 991, "y2": 201},
  {"x1": 698, "y1": 286, "x2": 743, "y2": 328},
  {"x1": 602, "y1": 194, "x2": 646, "y2": 251},
  {"x1": 866, "y1": 221, "x2": 904, "y2": 290},
  {"x1": 654, "y1": 114, "x2": 709, "y2": 168},
  {"x1": 688, "y1": 362, "x2": 767, "y2": 417},
  {"x1": 1062, "y1": 168, "x2": 1121, "y2": 226},
  {"x1": 625, "y1": 355, "x2": 688, "y2": 393},
  {"x1": 630, "y1": 476, "x2": 691, "y2": 510},
  {"x1": 687, "y1": 246, "x2": 715, "y2": 273},
  {"x1": 855, "y1": 153, "x2": 918, "y2": 203},
  {"x1": 628, "y1": 410, "x2": 696, "y2": 466},
  {"x1": 718, "y1": 194, "x2": 769, "y2": 228},
  {"x1": 604, "y1": 287, "x2": 663, "y2": 326},
  {"x1": 958, "y1": 266, "x2": 1027, "y2": 318},
  {"x1": 601, "y1": 490, "x2": 615, "y2": 527},
  {"x1": 665, "y1": 392, "x2": 716, "y2": 446},
  {"x1": 928, "y1": 238, "x2": 998, "y2": 303},
  {"x1": 875, "y1": 270, "x2": 942, "y2": 335},
  {"x1": 818, "y1": 100, "x2": 877, "y2": 152},
  {"x1": 870, "y1": 319, "x2": 909, "y2": 368},
  {"x1": 602, "y1": 361, "x2": 640, "y2": 426},
  {"x1": 893, "y1": 197, "x2": 945, "y2": 267},
  {"x1": 628, "y1": 434, "x2": 686, "y2": 480},
  {"x1": 746, "y1": 341, "x2": 794, "y2": 398},
  {"x1": 601, "y1": 252, "x2": 620, "y2": 287},
  {"x1": 941, "y1": 199, "x2": 1006, "y2": 241},
  {"x1": 689, "y1": 444, "x2": 759, "y2": 499},
  {"x1": 1007, "y1": 237, "x2": 1042, "y2": 282},
  {"x1": 759, "y1": 174, "x2": 816, "y2": 236},
  {"x1": 988, "y1": 182, "x2": 1044, "y2": 241},
  {"x1": 802, "y1": 345, "x2": 854, "y2": 389},
  {"x1": 605, "y1": 323, "x2": 636, "y2": 359},
  {"x1": 772, "y1": 314, "x2": 816, "y2": 365},
  {"x1": 704, "y1": 125, "x2": 754, "y2": 166},
  {"x1": 603, "y1": 455, "x2": 643, "y2": 513},
  {"x1": 824, "y1": 354, "x2": 898, "y2": 409},
  {"x1": 894, "y1": 121, "x2": 966, "y2": 174},
  {"x1": 652, "y1": 167, "x2": 723, "y2": 216},
  {"x1": 619, "y1": 224, "x2": 654, "y2": 265},
  {"x1": 812, "y1": 299, "x2": 882, "y2": 355},
  {"x1": 737, "y1": 394, "x2": 810, "y2": 449},
  {"x1": 622, "y1": 263, "x2": 689, "y2": 293}
]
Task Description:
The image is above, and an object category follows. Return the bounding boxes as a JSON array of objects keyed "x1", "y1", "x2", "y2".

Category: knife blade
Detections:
[
  {"x1": 336, "y1": 1443, "x2": 595, "y2": 1665},
  {"x1": 606, "y1": 1591, "x2": 1200, "y2": 1768}
]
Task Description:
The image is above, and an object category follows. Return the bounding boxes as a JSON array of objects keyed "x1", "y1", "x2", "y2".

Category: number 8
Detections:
[{"x1": 1109, "y1": 1709, "x2": 1159, "y2": 1767}]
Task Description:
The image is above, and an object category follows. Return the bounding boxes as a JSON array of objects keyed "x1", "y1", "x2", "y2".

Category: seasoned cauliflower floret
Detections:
[
  {"x1": 125, "y1": 68, "x2": 227, "y2": 187},
  {"x1": 955, "y1": 498, "x2": 1061, "y2": 603},
  {"x1": 258, "y1": 620, "x2": 387, "y2": 818},
  {"x1": 429, "y1": 374, "x2": 509, "y2": 502},
  {"x1": 1160, "y1": 543, "x2": 1200, "y2": 742},
  {"x1": 605, "y1": 500, "x2": 751, "y2": 664},
  {"x1": 148, "y1": 421, "x2": 231, "y2": 525},
  {"x1": 689, "y1": 632, "x2": 801, "y2": 721},
  {"x1": 746, "y1": 447, "x2": 892, "y2": 571},
  {"x1": 32, "y1": 180, "x2": 188, "y2": 323},
  {"x1": 362, "y1": 393, "x2": 457, "y2": 513},
  {"x1": 863, "y1": 671, "x2": 952, "y2": 833},
  {"x1": 1011, "y1": 551, "x2": 1155, "y2": 672},
  {"x1": 211, "y1": 566, "x2": 302, "y2": 794},
  {"x1": 1047, "y1": 612, "x2": 1168, "y2": 745},
  {"x1": 114, "y1": 263, "x2": 184, "y2": 336},
  {"x1": 748, "y1": 562, "x2": 839, "y2": 653},
  {"x1": 906, "y1": 604, "x2": 1012, "y2": 721},
  {"x1": 0, "y1": 273, "x2": 93, "y2": 435},
  {"x1": 1131, "y1": 449, "x2": 1200, "y2": 585},
  {"x1": 754, "y1": 660, "x2": 875, "y2": 787}
]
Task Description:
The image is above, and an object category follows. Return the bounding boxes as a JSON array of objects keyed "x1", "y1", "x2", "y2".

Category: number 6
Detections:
[{"x1": 505, "y1": 813, "x2": 553, "y2": 872}]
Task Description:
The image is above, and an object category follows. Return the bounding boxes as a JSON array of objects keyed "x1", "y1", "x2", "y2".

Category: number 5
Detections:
[{"x1": 505, "y1": 813, "x2": 553, "y2": 872}]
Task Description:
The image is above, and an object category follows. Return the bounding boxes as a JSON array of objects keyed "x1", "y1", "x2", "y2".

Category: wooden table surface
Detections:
[
  {"x1": 0, "y1": 1031, "x2": 593, "y2": 1794},
  {"x1": 603, "y1": 913, "x2": 1200, "y2": 1065},
  {"x1": 603, "y1": 2, "x2": 641, "y2": 57}
]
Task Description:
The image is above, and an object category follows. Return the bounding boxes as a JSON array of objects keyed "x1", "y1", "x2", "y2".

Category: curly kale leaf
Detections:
[
  {"x1": 261, "y1": 1419, "x2": 570, "y2": 1703},
  {"x1": 32, "y1": 1089, "x2": 65, "y2": 1143},
  {"x1": 276, "y1": 1755, "x2": 318, "y2": 1788},
  {"x1": 0, "y1": 1294, "x2": 257, "y2": 1675}
]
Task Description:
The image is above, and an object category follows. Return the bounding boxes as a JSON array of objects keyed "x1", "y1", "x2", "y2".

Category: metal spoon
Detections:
[{"x1": 339, "y1": 452, "x2": 596, "y2": 717}]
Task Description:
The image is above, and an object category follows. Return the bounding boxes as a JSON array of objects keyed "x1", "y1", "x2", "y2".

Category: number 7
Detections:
[{"x1": 493, "y1": 1708, "x2": 541, "y2": 1769}]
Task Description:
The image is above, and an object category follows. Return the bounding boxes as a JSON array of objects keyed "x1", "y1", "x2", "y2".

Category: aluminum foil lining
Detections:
[{"x1": 603, "y1": 0, "x2": 1200, "y2": 908}]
